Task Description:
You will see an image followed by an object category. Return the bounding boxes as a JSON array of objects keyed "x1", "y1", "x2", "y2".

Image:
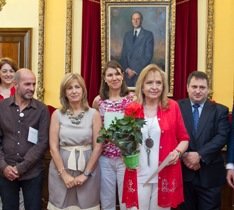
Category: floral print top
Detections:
[{"x1": 98, "y1": 93, "x2": 134, "y2": 158}]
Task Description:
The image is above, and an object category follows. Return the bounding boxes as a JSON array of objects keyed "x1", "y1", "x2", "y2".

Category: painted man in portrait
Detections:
[{"x1": 120, "y1": 11, "x2": 154, "y2": 87}]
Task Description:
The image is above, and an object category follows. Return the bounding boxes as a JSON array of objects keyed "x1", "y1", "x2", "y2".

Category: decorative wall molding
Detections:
[
  {"x1": 206, "y1": 0, "x2": 214, "y2": 95},
  {"x1": 65, "y1": 0, "x2": 72, "y2": 73},
  {"x1": 0, "y1": 0, "x2": 6, "y2": 11},
  {"x1": 37, "y1": 0, "x2": 45, "y2": 101}
]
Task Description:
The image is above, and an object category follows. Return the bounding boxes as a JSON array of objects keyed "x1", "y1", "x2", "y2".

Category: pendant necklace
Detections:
[{"x1": 145, "y1": 118, "x2": 154, "y2": 166}]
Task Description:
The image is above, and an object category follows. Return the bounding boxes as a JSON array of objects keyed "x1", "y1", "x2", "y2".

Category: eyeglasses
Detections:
[{"x1": 0, "y1": 69, "x2": 15, "y2": 74}]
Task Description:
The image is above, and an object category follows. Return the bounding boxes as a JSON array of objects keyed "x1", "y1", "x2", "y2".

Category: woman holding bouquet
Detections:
[
  {"x1": 126, "y1": 64, "x2": 189, "y2": 210},
  {"x1": 93, "y1": 60, "x2": 134, "y2": 210}
]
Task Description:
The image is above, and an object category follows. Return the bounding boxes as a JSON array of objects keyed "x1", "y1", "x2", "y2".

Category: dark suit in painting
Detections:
[
  {"x1": 120, "y1": 28, "x2": 154, "y2": 87},
  {"x1": 178, "y1": 99, "x2": 230, "y2": 210}
]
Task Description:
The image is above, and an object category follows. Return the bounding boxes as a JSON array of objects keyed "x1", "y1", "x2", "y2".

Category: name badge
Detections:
[{"x1": 28, "y1": 127, "x2": 38, "y2": 144}]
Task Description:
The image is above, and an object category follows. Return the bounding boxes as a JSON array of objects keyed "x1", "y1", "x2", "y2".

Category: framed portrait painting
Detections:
[{"x1": 101, "y1": 0, "x2": 175, "y2": 95}]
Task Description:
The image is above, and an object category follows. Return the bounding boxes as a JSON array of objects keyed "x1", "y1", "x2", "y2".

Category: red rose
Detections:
[{"x1": 124, "y1": 102, "x2": 144, "y2": 119}]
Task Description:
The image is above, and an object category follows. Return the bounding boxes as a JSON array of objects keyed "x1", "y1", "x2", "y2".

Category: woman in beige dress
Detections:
[{"x1": 47, "y1": 73, "x2": 102, "y2": 210}]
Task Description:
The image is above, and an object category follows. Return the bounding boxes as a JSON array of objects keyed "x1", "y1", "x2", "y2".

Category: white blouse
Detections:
[{"x1": 138, "y1": 116, "x2": 161, "y2": 184}]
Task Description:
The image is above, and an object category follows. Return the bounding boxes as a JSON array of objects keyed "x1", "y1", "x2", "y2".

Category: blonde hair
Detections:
[
  {"x1": 60, "y1": 73, "x2": 89, "y2": 113},
  {"x1": 135, "y1": 64, "x2": 169, "y2": 109}
]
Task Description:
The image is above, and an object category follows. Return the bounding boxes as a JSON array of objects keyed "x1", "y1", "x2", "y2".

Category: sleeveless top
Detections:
[{"x1": 58, "y1": 108, "x2": 95, "y2": 146}]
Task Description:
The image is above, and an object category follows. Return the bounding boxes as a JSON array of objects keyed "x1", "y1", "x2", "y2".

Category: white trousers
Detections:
[
  {"x1": 100, "y1": 155, "x2": 127, "y2": 210},
  {"x1": 127, "y1": 183, "x2": 170, "y2": 210}
]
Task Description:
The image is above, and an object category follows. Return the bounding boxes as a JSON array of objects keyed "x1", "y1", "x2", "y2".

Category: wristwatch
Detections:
[{"x1": 83, "y1": 171, "x2": 92, "y2": 177}]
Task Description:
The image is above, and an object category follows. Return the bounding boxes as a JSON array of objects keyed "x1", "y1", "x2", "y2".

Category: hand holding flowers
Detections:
[{"x1": 97, "y1": 102, "x2": 145, "y2": 157}]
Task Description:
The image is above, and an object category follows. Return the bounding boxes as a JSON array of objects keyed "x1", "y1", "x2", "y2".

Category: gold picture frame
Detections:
[
  {"x1": 0, "y1": 0, "x2": 6, "y2": 11},
  {"x1": 37, "y1": 0, "x2": 45, "y2": 101},
  {"x1": 206, "y1": 0, "x2": 214, "y2": 94},
  {"x1": 65, "y1": 0, "x2": 214, "y2": 95},
  {"x1": 101, "y1": 0, "x2": 175, "y2": 95}
]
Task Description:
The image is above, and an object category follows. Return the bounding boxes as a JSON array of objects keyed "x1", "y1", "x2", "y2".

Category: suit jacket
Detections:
[
  {"x1": 120, "y1": 27, "x2": 154, "y2": 86},
  {"x1": 178, "y1": 99, "x2": 230, "y2": 188},
  {"x1": 227, "y1": 107, "x2": 234, "y2": 163}
]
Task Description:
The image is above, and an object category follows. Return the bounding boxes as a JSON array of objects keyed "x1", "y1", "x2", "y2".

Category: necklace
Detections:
[
  {"x1": 143, "y1": 106, "x2": 156, "y2": 148},
  {"x1": 145, "y1": 117, "x2": 155, "y2": 166},
  {"x1": 66, "y1": 109, "x2": 85, "y2": 125}
]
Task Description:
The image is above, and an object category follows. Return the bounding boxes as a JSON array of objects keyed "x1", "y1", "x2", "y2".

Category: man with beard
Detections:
[{"x1": 0, "y1": 69, "x2": 50, "y2": 210}]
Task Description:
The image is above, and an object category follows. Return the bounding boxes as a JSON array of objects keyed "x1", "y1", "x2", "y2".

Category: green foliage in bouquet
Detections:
[{"x1": 97, "y1": 102, "x2": 145, "y2": 156}]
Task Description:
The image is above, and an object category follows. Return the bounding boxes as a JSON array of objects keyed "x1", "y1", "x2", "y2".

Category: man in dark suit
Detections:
[
  {"x1": 120, "y1": 11, "x2": 154, "y2": 87},
  {"x1": 178, "y1": 71, "x2": 230, "y2": 210},
  {"x1": 226, "y1": 106, "x2": 234, "y2": 189}
]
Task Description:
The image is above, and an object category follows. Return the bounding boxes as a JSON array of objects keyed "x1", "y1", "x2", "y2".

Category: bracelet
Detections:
[
  {"x1": 83, "y1": 171, "x2": 92, "y2": 177},
  {"x1": 58, "y1": 168, "x2": 65, "y2": 176},
  {"x1": 175, "y1": 149, "x2": 182, "y2": 158}
]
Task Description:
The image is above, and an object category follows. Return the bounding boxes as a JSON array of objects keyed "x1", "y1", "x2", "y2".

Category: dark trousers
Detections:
[
  {"x1": 0, "y1": 173, "x2": 43, "y2": 210},
  {"x1": 180, "y1": 181, "x2": 221, "y2": 210}
]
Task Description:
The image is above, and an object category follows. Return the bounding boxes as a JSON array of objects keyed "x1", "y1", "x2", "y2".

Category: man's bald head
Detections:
[
  {"x1": 14, "y1": 68, "x2": 36, "y2": 83},
  {"x1": 14, "y1": 68, "x2": 36, "y2": 101}
]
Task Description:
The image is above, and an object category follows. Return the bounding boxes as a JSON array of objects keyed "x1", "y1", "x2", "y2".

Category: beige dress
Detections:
[{"x1": 47, "y1": 108, "x2": 100, "y2": 210}]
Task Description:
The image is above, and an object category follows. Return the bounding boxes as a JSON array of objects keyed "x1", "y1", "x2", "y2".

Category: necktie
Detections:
[
  {"x1": 133, "y1": 30, "x2": 137, "y2": 43},
  {"x1": 193, "y1": 104, "x2": 200, "y2": 132}
]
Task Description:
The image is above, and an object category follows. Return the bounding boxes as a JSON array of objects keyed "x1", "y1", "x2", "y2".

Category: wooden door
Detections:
[{"x1": 0, "y1": 28, "x2": 32, "y2": 68}]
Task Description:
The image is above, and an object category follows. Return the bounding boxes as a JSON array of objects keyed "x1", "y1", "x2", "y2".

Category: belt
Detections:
[{"x1": 61, "y1": 144, "x2": 92, "y2": 172}]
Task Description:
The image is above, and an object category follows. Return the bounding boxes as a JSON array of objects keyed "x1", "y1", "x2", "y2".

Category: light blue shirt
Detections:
[{"x1": 190, "y1": 101, "x2": 205, "y2": 117}]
